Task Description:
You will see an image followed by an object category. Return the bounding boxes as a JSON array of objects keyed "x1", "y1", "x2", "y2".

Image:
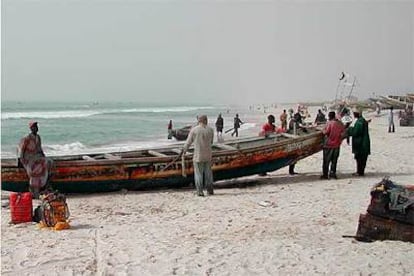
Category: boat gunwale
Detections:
[{"x1": 1, "y1": 130, "x2": 323, "y2": 168}]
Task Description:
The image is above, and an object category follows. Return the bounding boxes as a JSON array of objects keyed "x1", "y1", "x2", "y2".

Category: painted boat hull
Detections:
[{"x1": 1, "y1": 130, "x2": 324, "y2": 193}]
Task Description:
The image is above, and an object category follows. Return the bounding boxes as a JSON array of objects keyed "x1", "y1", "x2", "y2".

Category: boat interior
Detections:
[{"x1": 1, "y1": 129, "x2": 320, "y2": 166}]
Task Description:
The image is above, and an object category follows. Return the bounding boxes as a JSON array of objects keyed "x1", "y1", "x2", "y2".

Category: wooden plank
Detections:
[
  {"x1": 281, "y1": 133, "x2": 299, "y2": 139},
  {"x1": 214, "y1": 144, "x2": 237, "y2": 151},
  {"x1": 104, "y1": 153, "x2": 121, "y2": 160},
  {"x1": 148, "y1": 150, "x2": 168, "y2": 158},
  {"x1": 82, "y1": 156, "x2": 96, "y2": 161},
  {"x1": 171, "y1": 149, "x2": 183, "y2": 154},
  {"x1": 355, "y1": 213, "x2": 414, "y2": 242}
]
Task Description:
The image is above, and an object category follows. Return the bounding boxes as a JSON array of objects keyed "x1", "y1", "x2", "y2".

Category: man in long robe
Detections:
[
  {"x1": 347, "y1": 109, "x2": 371, "y2": 176},
  {"x1": 18, "y1": 121, "x2": 52, "y2": 197}
]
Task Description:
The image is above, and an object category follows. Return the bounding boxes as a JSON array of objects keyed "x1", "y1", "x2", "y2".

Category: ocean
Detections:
[{"x1": 1, "y1": 101, "x2": 267, "y2": 159}]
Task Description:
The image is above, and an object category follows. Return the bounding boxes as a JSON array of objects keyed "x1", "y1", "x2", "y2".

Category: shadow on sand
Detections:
[{"x1": 64, "y1": 170, "x2": 414, "y2": 198}]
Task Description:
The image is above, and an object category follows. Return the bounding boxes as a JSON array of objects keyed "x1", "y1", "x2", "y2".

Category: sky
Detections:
[{"x1": 1, "y1": 1, "x2": 414, "y2": 105}]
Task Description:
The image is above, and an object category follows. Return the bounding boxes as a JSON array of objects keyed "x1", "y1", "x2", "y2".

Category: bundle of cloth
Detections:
[{"x1": 368, "y1": 177, "x2": 414, "y2": 225}]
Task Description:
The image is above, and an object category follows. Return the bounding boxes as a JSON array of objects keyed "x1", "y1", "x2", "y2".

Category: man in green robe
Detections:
[{"x1": 347, "y1": 109, "x2": 371, "y2": 176}]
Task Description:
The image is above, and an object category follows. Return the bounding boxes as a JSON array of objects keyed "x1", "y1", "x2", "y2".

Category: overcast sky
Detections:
[{"x1": 2, "y1": 1, "x2": 413, "y2": 105}]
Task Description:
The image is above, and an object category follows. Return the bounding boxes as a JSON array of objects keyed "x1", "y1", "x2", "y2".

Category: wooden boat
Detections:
[
  {"x1": 406, "y1": 93, "x2": 414, "y2": 103},
  {"x1": 170, "y1": 125, "x2": 192, "y2": 141},
  {"x1": 1, "y1": 128, "x2": 324, "y2": 193},
  {"x1": 399, "y1": 108, "x2": 414, "y2": 126},
  {"x1": 379, "y1": 95, "x2": 412, "y2": 109}
]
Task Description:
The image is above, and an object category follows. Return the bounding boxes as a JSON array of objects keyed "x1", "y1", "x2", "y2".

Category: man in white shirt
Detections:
[{"x1": 182, "y1": 115, "x2": 215, "y2": 196}]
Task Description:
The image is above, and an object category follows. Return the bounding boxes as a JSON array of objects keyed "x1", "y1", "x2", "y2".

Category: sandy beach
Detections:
[{"x1": 2, "y1": 108, "x2": 414, "y2": 275}]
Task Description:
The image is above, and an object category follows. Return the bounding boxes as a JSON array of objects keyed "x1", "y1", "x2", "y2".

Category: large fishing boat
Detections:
[
  {"x1": 1, "y1": 128, "x2": 324, "y2": 193},
  {"x1": 379, "y1": 95, "x2": 413, "y2": 109}
]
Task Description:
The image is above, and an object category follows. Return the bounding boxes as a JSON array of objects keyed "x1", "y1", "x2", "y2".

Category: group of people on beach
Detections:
[
  {"x1": 257, "y1": 107, "x2": 371, "y2": 179},
  {"x1": 173, "y1": 106, "x2": 370, "y2": 197},
  {"x1": 213, "y1": 113, "x2": 244, "y2": 140},
  {"x1": 19, "y1": 106, "x2": 371, "y2": 199}
]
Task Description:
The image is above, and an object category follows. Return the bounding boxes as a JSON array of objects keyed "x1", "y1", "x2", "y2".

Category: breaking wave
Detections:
[
  {"x1": 2, "y1": 139, "x2": 183, "y2": 159},
  {"x1": 2, "y1": 106, "x2": 215, "y2": 120}
]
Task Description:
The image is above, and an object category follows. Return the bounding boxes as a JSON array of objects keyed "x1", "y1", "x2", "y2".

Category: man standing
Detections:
[
  {"x1": 182, "y1": 115, "x2": 215, "y2": 196},
  {"x1": 18, "y1": 121, "x2": 53, "y2": 198},
  {"x1": 321, "y1": 111, "x2": 345, "y2": 179},
  {"x1": 259, "y1": 114, "x2": 276, "y2": 137},
  {"x1": 215, "y1": 113, "x2": 224, "y2": 142},
  {"x1": 288, "y1": 110, "x2": 307, "y2": 134},
  {"x1": 280, "y1": 110, "x2": 287, "y2": 131},
  {"x1": 167, "y1": 120, "x2": 173, "y2": 139},
  {"x1": 388, "y1": 107, "x2": 395, "y2": 133},
  {"x1": 231, "y1": 114, "x2": 243, "y2": 137},
  {"x1": 347, "y1": 109, "x2": 371, "y2": 176},
  {"x1": 314, "y1": 109, "x2": 327, "y2": 125},
  {"x1": 287, "y1": 115, "x2": 300, "y2": 175}
]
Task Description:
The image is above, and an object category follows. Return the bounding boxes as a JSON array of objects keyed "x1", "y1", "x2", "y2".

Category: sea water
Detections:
[{"x1": 1, "y1": 101, "x2": 272, "y2": 158}]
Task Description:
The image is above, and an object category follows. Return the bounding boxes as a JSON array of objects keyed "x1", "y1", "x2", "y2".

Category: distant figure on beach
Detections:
[
  {"x1": 280, "y1": 109, "x2": 288, "y2": 130},
  {"x1": 294, "y1": 110, "x2": 303, "y2": 124},
  {"x1": 321, "y1": 111, "x2": 345, "y2": 179},
  {"x1": 285, "y1": 107, "x2": 311, "y2": 175},
  {"x1": 388, "y1": 107, "x2": 395, "y2": 133},
  {"x1": 257, "y1": 114, "x2": 279, "y2": 177},
  {"x1": 167, "y1": 120, "x2": 173, "y2": 139},
  {"x1": 18, "y1": 121, "x2": 53, "y2": 198},
  {"x1": 289, "y1": 110, "x2": 307, "y2": 134},
  {"x1": 215, "y1": 113, "x2": 224, "y2": 142},
  {"x1": 347, "y1": 108, "x2": 371, "y2": 176},
  {"x1": 407, "y1": 105, "x2": 413, "y2": 116},
  {"x1": 376, "y1": 103, "x2": 381, "y2": 115},
  {"x1": 231, "y1": 114, "x2": 243, "y2": 137},
  {"x1": 288, "y1": 108, "x2": 294, "y2": 120},
  {"x1": 314, "y1": 109, "x2": 327, "y2": 125},
  {"x1": 287, "y1": 117, "x2": 299, "y2": 175},
  {"x1": 181, "y1": 115, "x2": 215, "y2": 197},
  {"x1": 259, "y1": 115, "x2": 276, "y2": 137}
]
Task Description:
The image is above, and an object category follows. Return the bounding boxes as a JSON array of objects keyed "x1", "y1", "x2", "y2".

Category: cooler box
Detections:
[{"x1": 10, "y1": 192, "x2": 33, "y2": 223}]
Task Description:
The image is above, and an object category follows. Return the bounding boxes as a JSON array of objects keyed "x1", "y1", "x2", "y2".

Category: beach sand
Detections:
[{"x1": 2, "y1": 108, "x2": 414, "y2": 275}]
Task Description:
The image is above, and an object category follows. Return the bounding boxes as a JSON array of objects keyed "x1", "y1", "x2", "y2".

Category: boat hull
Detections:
[{"x1": 2, "y1": 131, "x2": 323, "y2": 193}]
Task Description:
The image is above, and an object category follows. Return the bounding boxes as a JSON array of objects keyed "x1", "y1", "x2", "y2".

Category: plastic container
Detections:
[{"x1": 10, "y1": 192, "x2": 33, "y2": 223}]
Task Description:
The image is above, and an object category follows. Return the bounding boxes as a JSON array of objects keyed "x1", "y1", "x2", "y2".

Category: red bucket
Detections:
[{"x1": 10, "y1": 192, "x2": 33, "y2": 223}]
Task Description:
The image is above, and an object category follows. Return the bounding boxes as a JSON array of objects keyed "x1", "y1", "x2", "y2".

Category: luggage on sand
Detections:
[
  {"x1": 367, "y1": 177, "x2": 414, "y2": 225},
  {"x1": 355, "y1": 177, "x2": 414, "y2": 243},
  {"x1": 36, "y1": 191, "x2": 70, "y2": 230},
  {"x1": 10, "y1": 192, "x2": 33, "y2": 224}
]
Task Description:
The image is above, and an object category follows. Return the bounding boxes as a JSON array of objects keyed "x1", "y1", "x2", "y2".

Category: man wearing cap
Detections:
[
  {"x1": 181, "y1": 115, "x2": 215, "y2": 196},
  {"x1": 347, "y1": 108, "x2": 371, "y2": 176},
  {"x1": 18, "y1": 121, "x2": 53, "y2": 198}
]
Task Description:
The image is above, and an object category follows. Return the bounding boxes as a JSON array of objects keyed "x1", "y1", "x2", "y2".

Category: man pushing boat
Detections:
[{"x1": 180, "y1": 115, "x2": 215, "y2": 197}]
